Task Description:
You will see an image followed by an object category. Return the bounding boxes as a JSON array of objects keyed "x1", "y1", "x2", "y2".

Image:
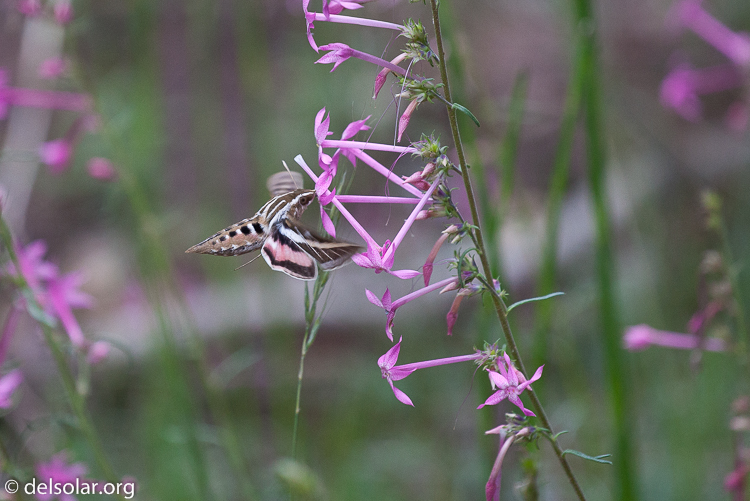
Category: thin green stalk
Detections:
[
  {"x1": 428, "y1": 2, "x2": 586, "y2": 499},
  {"x1": 532, "y1": 37, "x2": 585, "y2": 368},
  {"x1": 573, "y1": 0, "x2": 635, "y2": 497},
  {"x1": 0, "y1": 217, "x2": 123, "y2": 499},
  {"x1": 291, "y1": 271, "x2": 329, "y2": 459}
]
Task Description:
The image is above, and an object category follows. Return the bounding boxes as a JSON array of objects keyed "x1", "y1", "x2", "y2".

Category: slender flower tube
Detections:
[
  {"x1": 303, "y1": 0, "x2": 402, "y2": 51},
  {"x1": 378, "y1": 336, "x2": 483, "y2": 406},
  {"x1": 316, "y1": 43, "x2": 411, "y2": 76},
  {"x1": 367, "y1": 276, "x2": 457, "y2": 339},
  {"x1": 675, "y1": 0, "x2": 750, "y2": 67},
  {"x1": 660, "y1": 63, "x2": 742, "y2": 120},
  {"x1": 623, "y1": 324, "x2": 726, "y2": 352}
]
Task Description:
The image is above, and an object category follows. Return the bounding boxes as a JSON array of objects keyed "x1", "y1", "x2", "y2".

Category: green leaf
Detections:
[
  {"x1": 507, "y1": 292, "x2": 564, "y2": 313},
  {"x1": 452, "y1": 103, "x2": 480, "y2": 127},
  {"x1": 562, "y1": 449, "x2": 613, "y2": 465}
]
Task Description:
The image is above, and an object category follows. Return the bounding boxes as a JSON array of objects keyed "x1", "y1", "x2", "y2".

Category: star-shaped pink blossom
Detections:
[{"x1": 477, "y1": 353, "x2": 543, "y2": 417}]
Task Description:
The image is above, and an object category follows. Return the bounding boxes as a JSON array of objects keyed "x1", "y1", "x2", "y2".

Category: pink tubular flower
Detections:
[
  {"x1": 6, "y1": 241, "x2": 59, "y2": 294},
  {"x1": 323, "y1": 0, "x2": 369, "y2": 17},
  {"x1": 303, "y1": 0, "x2": 402, "y2": 52},
  {"x1": 478, "y1": 354, "x2": 543, "y2": 417},
  {"x1": 86, "y1": 341, "x2": 110, "y2": 365},
  {"x1": 316, "y1": 43, "x2": 411, "y2": 76},
  {"x1": 47, "y1": 272, "x2": 94, "y2": 348},
  {"x1": 36, "y1": 452, "x2": 88, "y2": 501},
  {"x1": 39, "y1": 58, "x2": 68, "y2": 80},
  {"x1": 378, "y1": 338, "x2": 416, "y2": 406},
  {"x1": 397, "y1": 99, "x2": 419, "y2": 142},
  {"x1": 0, "y1": 370, "x2": 23, "y2": 409},
  {"x1": 39, "y1": 139, "x2": 74, "y2": 174},
  {"x1": 378, "y1": 337, "x2": 483, "y2": 406},
  {"x1": 53, "y1": 0, "x2": 73, "y2": 25},
  {"x1": 17, "y1": 0, "x2": 41, "y2": 16},
  {"x1": 660, "y1": 63, "x2": 742, "y2": 121},
  {"x1": 623, "y1": 324, "x2": 726, "y2": 352},
  {"x1": 675, "y1": 0, "x2": 750, "y2": 67},
  {"x1": 367, "y1": 277, "x2": 457, "y2": 340},
  {"x1": 86, "y1": 157, "x2": 118, "y2": 181}
]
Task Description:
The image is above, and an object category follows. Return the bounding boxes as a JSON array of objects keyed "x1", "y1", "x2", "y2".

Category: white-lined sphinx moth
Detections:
[{"x1": 185, "y1": 182, "x2": 360, "y2": 280}]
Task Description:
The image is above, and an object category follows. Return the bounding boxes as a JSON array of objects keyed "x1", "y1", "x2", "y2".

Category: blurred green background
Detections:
[{"x1": 1, "y1": 0, "x2": 749, "y2": 499}]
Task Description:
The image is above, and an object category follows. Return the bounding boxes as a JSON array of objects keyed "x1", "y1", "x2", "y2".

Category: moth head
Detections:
[{"x1": 295, "y1": 190, "x2": 316, "y2": 209}]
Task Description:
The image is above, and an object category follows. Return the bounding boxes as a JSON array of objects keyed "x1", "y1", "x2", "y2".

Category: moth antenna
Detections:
[
  {"x1": 234, "y1": 253, "x2": 262, "y2": 271},
  {"x1": 282, "y1": 160, "x2": 300, "y2": 189}
]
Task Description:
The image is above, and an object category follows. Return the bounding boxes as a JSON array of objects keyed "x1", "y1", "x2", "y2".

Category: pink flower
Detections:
[
  {"x1": 352, "y1": 239, "x2": 421, "y2": 280},
  {"x1": 39, "y1": 139, "x2": 74, "y2": 174},
  {"x1": 323, "y1": 0, "x2": 370, "y2": 17},
  {"x1": 398, "y1": 99, "x2": 419, "y2": 142},
  {"x1": 53, "y1": 0, "x2": 73, "y2": 25},
  {"x1": 378, "y1": 338, "x2": 483, "y2": 406},
  {"x1": 477, "y1": 353, "x2": 543, "y2": 417},
  {"x1": 86, "y1": 341, "x2": 110, "y2": 365},
  {"x1": 675, "y1": 0, "x2": 750, "y2": 67},
  {"x1": 622, "y1": 324, "x2": 726, "y2": 352},
  {"x1": 0, "y1": 370, "x2": 23, "y2": 409},
  {"x1": 36, "y1": 452, "x2": 88, "y2": 501},
  {"x1": 86, "y1": 157, "x2": 117, "y2": 181},
  {"x1": 17, "y1": 0, "x2": 41, "y2": 16},
  {"x1": 378, "y1": 338, "x2": 416, "y2": 406},
  {"x1": 367, "y1": 277, "x2": 457, "y2": 340},
  {"x1": 47, "y1": 272, "x2": 94, "y2": 348},
  {"x1": 39, "y1": 58, "x2": 68, "y2": 80},
  {"x1": 6, "y1": 241, "x2": 59, "y2": 294},
  {"x1": 316, "y1": 43, "x2": 353, "y2": 72}
]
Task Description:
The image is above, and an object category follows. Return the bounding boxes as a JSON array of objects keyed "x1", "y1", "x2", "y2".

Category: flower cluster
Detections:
[
  {"x1": 661, "y1": 0, "x2": 750, "y2": 129},
  {"x1": 299, "y1": 1, "x2": 545, "y2": 417}
]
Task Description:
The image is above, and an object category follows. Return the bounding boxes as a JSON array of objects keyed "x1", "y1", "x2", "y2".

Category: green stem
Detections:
[
  {"x1": 428, "y1": 2, "x2": 586, "y2": 500},
  {"x1": 573, "y1": 0, "x2": 636, "y2": 497}
]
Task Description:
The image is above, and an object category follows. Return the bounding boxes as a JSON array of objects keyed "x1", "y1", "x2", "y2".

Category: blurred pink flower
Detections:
[
  {"x1": 36, "y1": 452, "x2": 88, "y2": 501},
  {"x1": 53, "y1": 0, "x2": 73, "y2": 25},
  {"x1": 47, "y1": 272, "x2": 94, "y2": 348},
  {"x1": 39, "y1": 58, "x2": 68, "y2": 80},
  {"x1": 623, "y1": 324, "x2": 726, "y2": 352},
  {"x1": 478, "y1": 353, "x2": 543, "y2": 417},
  {"x1": 6, "y1": 240, "x2": 59, "y2": 294},
  {"x1": 86, "y1": 341, "x2": 110, "y2": 365},
  {"x1": 86, "y1": 157, "x2": 117, "y2": 181},
  {"x1": 17, "y1": 0, "x2": 41, "y2": 16},
  {"x1": 675, "y1": 0, "x2": 750, "y2": 67},
  {"x1": 0, "y1": 370, "x2": 23, "y2": 409},
  {"x1": 39, "y1": 139, "x2": 74, "y2": 174}
]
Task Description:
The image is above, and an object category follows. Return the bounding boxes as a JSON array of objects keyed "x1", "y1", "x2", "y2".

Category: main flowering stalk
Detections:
[{"x1": 427, "y1": 1, "x2": 586, "y2": 499}]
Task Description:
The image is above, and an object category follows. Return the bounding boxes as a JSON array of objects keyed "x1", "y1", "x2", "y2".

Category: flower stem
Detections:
[{"x1": 428, "y1": 1, "x2": 587, "y2": 499}]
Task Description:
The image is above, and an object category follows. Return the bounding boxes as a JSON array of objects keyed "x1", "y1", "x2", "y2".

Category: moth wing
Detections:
[
  {"x1": 282, "y1": 219, "x2": 362, "y2": 272},
  {"x1": 267, "y1": 171, "x2": 304, "y2": 197},
  {"x1": 185, "y1": 218, "x2": 266, "y2": 257},
  {"x1": 261, "y1": 227, "x2": 318, "y2": 280}
]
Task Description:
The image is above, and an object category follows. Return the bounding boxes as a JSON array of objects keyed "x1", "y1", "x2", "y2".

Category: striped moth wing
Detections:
[{"x1": 261, "y1": 218, "x2": 362, "y2": 280}]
